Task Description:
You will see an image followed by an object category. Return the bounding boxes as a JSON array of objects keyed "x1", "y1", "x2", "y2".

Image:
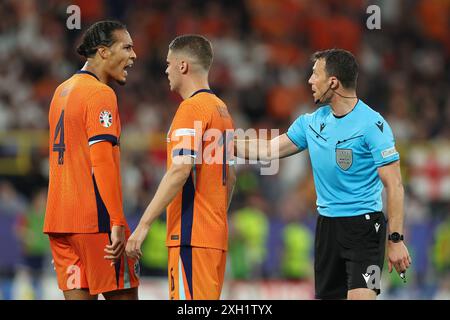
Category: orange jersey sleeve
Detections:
[
  {"x1": 86, "y1": 88, "x2": 125, "y2": 226},
  {"x1": 90, "y1": 141, "x2": 126, "y2": 226},
  {"x1": 168, "y1": 101, "x2": 208, "y2": 162},
  {"x1": 85, "y1": 88, "x2": 121, "y2": 147}
]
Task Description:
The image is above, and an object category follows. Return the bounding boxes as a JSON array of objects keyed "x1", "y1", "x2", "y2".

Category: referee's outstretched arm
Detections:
[
  {"x1": 377, "y1": 160, "x2": 412, "y2": 275},
  {"x1": 234, "y1": 133, "x2": 301, "y2": 161}
]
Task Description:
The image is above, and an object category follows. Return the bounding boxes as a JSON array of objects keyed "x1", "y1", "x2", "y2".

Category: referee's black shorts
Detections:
[{"x1": 314, "y1": 211, "x2": 387, "y2": 300}]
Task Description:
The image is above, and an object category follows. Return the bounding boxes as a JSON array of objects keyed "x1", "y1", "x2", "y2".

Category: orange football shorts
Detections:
[
  {"x1": 168, "y1": 246, "x2": 226, "y2": 300},
  {"x1": 48, "y1": 232, "x2": 139, "y2": 295}
]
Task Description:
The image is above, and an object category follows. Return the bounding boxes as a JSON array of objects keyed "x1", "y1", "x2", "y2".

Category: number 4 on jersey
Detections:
[{"x1": 53, "y1": 110, "x2": 66, "y2": 165}]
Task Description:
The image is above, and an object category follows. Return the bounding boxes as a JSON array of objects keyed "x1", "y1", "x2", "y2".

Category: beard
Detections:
[
  {"x1": 315, "y1": 87, "x2": 333, "y2": 105},
  {"x1": 116, "y1": 78, "x2": 126, "y2": 86}
]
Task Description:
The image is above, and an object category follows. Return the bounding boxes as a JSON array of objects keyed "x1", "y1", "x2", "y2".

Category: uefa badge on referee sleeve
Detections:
[{"x1": 99, "y1": 110, "x2": 113, "y2": 128}]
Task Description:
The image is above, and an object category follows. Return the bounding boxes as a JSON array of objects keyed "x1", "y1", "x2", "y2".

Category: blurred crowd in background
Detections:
[{"x1": 0, "y1": 0, "x2": 449, "y2": 299}]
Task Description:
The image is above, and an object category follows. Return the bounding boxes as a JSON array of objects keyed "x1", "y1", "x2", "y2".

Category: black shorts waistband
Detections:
[{"x1": 318, "y1": 211, "x2": 383, "y2": 221}]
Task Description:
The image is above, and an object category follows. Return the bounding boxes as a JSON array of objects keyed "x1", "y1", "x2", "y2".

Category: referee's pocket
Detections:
[{"x1": 337, "y1": 213, "x2": 385, "y2": 249}]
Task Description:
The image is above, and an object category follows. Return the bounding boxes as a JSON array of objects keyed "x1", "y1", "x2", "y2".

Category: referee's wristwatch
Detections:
[{"x1": 388, "y1": 232, "x2": 404, "y2": 243}]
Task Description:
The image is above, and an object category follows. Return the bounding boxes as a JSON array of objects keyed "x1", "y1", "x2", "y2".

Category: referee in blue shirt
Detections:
[{"x1": 235, "y1": 49, "x2": 411, "y2": 299}]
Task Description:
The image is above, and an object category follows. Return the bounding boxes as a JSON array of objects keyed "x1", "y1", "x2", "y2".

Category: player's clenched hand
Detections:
[
  {"x1": 125, "y1": 224, "x2": 150, "y2": 260},
  {"x1": 104, "y1": 225, "x2": 126, "y2": 266},
  {"x1": 387, "y1": 241, "x2": 412, "y2": 275}
]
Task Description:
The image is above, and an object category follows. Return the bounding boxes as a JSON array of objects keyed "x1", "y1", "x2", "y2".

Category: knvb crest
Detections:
[{"x1": 336, "y1": 148, "x2": 353, "y2": 170}]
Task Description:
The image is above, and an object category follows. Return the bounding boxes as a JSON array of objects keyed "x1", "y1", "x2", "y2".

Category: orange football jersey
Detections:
[
  {"x1": 44, "y1": 71, "x2": 126, "y2": 233},
  {"x1": 166, "y1": 89, "x2": 234, "y2": 251}
]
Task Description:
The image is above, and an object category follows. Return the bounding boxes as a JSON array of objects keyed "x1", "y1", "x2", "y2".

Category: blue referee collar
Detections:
[{"x1": 333, "y1": 99, "x2": 360, "y2": 119}]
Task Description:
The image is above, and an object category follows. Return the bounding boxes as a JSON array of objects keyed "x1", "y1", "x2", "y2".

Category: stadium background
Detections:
[{"x1": 0, "y1": 0, "x2": 449, "y2": 300}]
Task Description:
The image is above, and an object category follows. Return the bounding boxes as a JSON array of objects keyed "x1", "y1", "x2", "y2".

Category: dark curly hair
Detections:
[{"x1": 76, "y1": 20, "x2": 127, "y2": 58}]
